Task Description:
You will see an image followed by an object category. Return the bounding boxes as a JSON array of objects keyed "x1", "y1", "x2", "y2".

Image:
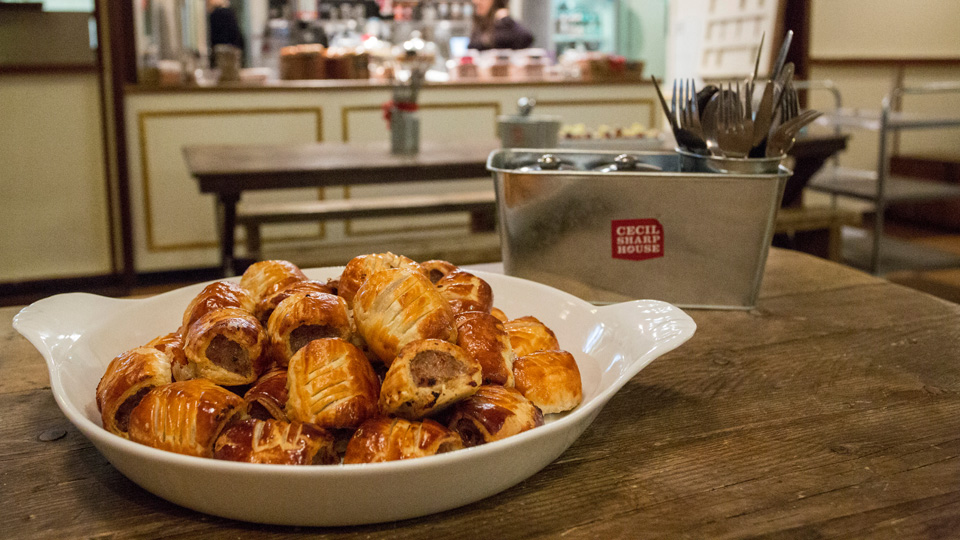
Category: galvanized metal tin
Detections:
[{"x1": 487, "y1": 149, "x2": 791, "y2": 309}]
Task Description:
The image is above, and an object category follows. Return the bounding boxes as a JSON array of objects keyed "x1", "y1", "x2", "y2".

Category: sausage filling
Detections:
[
  {"x1": 410, "y1": 350, "x2": 464, "y2": 387},
  {"x1": 289, "y1": 325, "x2": 339, "y2": 354},
  {"x1": 206, "y1": 335, "x2": 249, "y2": 374},
  {"x1": 115, "y1": 387, "x2": 153, "y2": 432}
]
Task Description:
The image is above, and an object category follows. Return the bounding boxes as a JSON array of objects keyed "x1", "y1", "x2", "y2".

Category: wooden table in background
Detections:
[
  {"x1": 4, "y1": 249, "x2": 960, "y2": 538},
  {"x1": 184, "y1": 139, "x2": 498, "y2": 276}
]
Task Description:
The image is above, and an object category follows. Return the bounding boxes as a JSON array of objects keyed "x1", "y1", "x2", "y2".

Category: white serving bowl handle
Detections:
[
  {"x1": 593, "y1": 299, "x2": 697, "y2": 385},
  {"x1": 13, "y1": 293, "x2": 133, "y2": 360}
]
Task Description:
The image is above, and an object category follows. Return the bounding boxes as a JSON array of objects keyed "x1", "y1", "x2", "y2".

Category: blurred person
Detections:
[
  {"x1": 208, "y1": 0, "x2": 245, "y2": 66},
  {"x1": 468, "y1": 0, "x2": 533, "y2": 51}
]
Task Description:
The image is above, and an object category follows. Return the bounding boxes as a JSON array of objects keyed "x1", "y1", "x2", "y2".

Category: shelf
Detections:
[
  {"x1": 841, "y1": 227, "x2": 960, "y2": 275},
  {"x1": 819, "y1": 108, "x2": 960, "y2": 131},
  {"x1": 808, "y1": 167, "x2": 960, "y2": 203}
]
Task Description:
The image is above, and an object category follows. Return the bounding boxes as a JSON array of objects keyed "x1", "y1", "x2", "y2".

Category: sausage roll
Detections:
[
  {"x1": 343, "y1": 417, "x2": 463, "y2": 463},
  {"x1": 513, "y1": 350, "x2": 583, "y2": 414},
  {"x1": 127, "y1": 379, "x2": 246, "y2": 458},
  {"x1": 353, "y1": 268, "x2": 458, "y2": 365},
  {"x1": 503, "y1": 316, "x2": 561, "y2": 358},
  {"x1": 435, "y1": 270, "x2": 494, "y2": 316},
  {"x1": 182, "y1": 281, "x2": 256, "y2": 330},
  {"x1": 239, "y1": 259, "x2": 307, "y2": 305},
  {"x1": 145, "y1": 330, "x2": 187, "y2": 376},
  {"x1": 447, "y1": 385, "x2": 543, "y2": 447},
  {"x1": 181, "y1": 307, "x2": 267, "y2": 386},
  {"x1": 255, "y1": 279, "x2": 335, "y2": 325},
  {"x1": 214, "y1": 418, "x2": 338, "y2": 465},
  {"x1": 420, "y1": 259, "x2": 458, "y2": 284},
  {"x1": 455, "y1": 311, "x2": 516, "y2": 387},
  {"x1": 96, "y1": 347, "x2": 173, "y2": 438},
  {"x1": 285, "y1": 338, "x2": 380, "y2": 430},
  {"x1": 266, "y1": 291, "x2": 352, "y2": 366},
  {"x1": 379, "y1": 339, "x2": 482, "y2": 419},
  {"x1": 337, "y1": 252, "x2": 420, "y2": 308},
  {"x1": 244, "y1": 367, "x2": 289, "y2": 421}
]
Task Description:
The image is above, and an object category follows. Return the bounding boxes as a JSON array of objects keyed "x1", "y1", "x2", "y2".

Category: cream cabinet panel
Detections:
[
  {"x1": 534, "y1": 99, "x2": 657, "y2": 131},
  {"x1": 0, "y1": 74, "x2": 111, "y2": 282}
]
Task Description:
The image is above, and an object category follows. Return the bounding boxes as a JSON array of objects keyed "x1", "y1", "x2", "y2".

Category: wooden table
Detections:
[
  {"x1": 4, "y1": 249, "x2": 960, "y2": 538},
  {"x1": 183, "y1": 139, "x2": 499, "y2": 275}
]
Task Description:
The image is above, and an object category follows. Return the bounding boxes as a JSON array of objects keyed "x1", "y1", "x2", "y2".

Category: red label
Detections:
[{"x1": 611, "y1": 219, "x2": 664, "y2": 261}]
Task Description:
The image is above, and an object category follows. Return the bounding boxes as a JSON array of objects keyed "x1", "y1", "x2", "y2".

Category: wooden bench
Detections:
[
  {"x1": 236, "y1": 189, "x2": 497, "y2": 260},
  {"x1": 774, "y1": 206, "x2": 862, "y2": 262}
]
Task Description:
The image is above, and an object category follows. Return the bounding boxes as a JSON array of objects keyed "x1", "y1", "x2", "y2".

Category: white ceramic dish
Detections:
[{"x1": 13, "y1": 268, "x2": 695, "y2": 526}]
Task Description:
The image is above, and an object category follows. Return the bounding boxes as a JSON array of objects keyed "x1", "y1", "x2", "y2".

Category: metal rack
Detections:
[{"x1": 799, "y1": 81, "x2": 960, "y2": 274}]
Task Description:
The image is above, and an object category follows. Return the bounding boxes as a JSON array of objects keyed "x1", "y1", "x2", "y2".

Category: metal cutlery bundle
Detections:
[{"x1": 654, "y1": 30, "x2": 823, "y2": 159}]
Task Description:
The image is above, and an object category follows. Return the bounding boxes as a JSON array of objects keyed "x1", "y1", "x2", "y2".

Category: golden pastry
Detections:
[
  {"x1": 352, "y1": 268, "x2": 458, "y2": 365},
  {"x1": 266, "y1": 291, "x2": 351, "y2": 366},
  {"x1": 145, "y1": 330, "x2": 187, "y2": 376},
  {"x1": 285, "y1": 338, "x2": 380, "y2": 430},
  {"x1": 214, "y1": 418, "x2": 338, "y2": 465},
  {"x1": 343, "y1": 417, "x2": 463, "y2": 463},
  {"x1": 420, "y1": 259, "x2": 458, "y2": 284},
  {"x1": 490, "y1": 307, "x2": 508, "y2": 323},
  {"x1": 244, "y1": 367, "x2": 289, "y2": 421},
  {"x1": 435, "y1": 270, "x2": 494, "y2": 316},
  {"x1": 96, "y1": 346, "x2": 173, "y2": 438},
  {"x1": 255, "y1": 279, "x2": 334, "y2": 325},
  {"x1": 503, "y1": 316, "x2": 560, "y2": 358},
  {"x1": 455, "y1": 311, "x2": 516, "y2": 386},
  {"x1": 182, "y1": 281, "x2": 256, "y2": 330},
  {"x1": 181, "y1": 307, "x2": 267, "y2": 386},
  {"x1": 239, "y1": 259, "x2": 307, "y2": 305},
  {"x1": 127, "y1": 379, "x2": 246, "y2": 458},
  {"x1": 513, "y1": 350, "x2": 582, "y2": 414},
  {"x1": 337, "y1": 252, "x2": 420, "y2": 308},
  {"x1": 379, "y1": 339, "x2": 482, "y2": 419},
  {"x1": 447, "y1": 385, "x2": 543, "y2": 447}
]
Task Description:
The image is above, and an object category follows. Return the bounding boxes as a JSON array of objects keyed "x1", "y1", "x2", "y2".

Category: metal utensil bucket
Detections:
[{"x1": 487, "y1": 149, "x2": 791, "y2": 309}]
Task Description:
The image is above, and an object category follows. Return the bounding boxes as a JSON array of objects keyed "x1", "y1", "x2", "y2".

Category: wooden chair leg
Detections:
[{"x1": 243, "y1": 224, "x2": 262, "y2": 261}]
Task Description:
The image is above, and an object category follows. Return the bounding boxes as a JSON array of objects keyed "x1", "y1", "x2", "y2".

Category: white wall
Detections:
[{"x1": 0, "y1": 73, "x2": 113, "y2": 281}]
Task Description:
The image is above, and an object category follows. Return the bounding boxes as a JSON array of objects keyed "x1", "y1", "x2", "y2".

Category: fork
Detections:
[
  {"x1": 716, "y1": 82, "x2": 754, "y2": 158},
  {"x1": 681, "y1": 79, "x2": 704, "y2": 139},
  {"x1": 766, "y1": 109, "x2": 823, "y2": 157},
  {"x1": 652, "y1": 76, "x2": 706, "y2": 152}
]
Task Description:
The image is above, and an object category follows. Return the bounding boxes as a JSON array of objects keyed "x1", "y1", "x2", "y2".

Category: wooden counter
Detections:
[
  {"x1": 5, "y1": 248, "x2": 960, "y2": 538},
  {"x1": 124, "y1": 76, "x2": 651, "y2": 94}
]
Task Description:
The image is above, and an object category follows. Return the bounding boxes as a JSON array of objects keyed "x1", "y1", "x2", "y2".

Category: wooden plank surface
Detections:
[
  {"x1": 183, "y1": 140, "x2": 499, "y2": 193},
  {"x1": 3, "y1": 248, "x2": 960, "y2": 539}
]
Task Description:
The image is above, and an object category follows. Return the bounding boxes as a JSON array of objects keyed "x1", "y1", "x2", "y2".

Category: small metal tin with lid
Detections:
[{"x1": 497, "y1": 98, "x2": 561, "y2": 149}]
